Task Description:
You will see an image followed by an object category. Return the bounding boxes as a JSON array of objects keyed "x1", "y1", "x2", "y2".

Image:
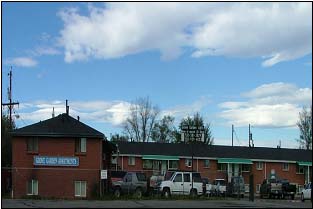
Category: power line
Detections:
[{"x1": 233, "y1": 129, "x2": 242, "y2": 146}]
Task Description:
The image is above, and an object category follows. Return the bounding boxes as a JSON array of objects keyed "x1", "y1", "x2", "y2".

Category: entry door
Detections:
[
  {"x1": 183, "y1": 173, "x2": 191, "y2": 195},
  {"x1": 172, "y1": 173, "x2": 183, "y2": 195},
  {"x1": 161, "y1": 161, "x2": 167, "y2": 175}
]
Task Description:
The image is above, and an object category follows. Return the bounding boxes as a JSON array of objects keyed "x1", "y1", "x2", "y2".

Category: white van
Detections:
[{"x1": 159, "y1": 171, "x2": 203, "y2": 198}]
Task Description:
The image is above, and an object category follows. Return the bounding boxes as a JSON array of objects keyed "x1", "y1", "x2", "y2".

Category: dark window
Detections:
[
  {"x1": 136, "y1": 173, "x2": 147, "y2": 182},
  {"x1": 217, "y1": 163, "x2": 227, "y2": 171},
  {"x1": 173, "y1": 174, "x2": 182, "y2": 182},
  {"x1": 27, "y1": 138, "x2": 38, "y2": 152},
  {"x1": 184, "y1": 174, "x2": 191, "y2": 182},
  {"x1": 75, "y1": 138, "x2": 86, "y2": 153},
  {"x1": 143, "y1": 160, "x2": 153, "y2": 169},
  {"x1": 192, "y1": 173, "x2": 202, "y2": 183},
  {"x1": 125, "y1": 173, "x2": 132, "y2": 182},
  {"x1": 242, "y1": 164, "x2": 251, "y2": 172}
]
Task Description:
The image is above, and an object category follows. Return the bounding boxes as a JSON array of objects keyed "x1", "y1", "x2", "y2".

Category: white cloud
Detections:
[
  {"x1": 16, "y1": 97, "x2": 211, "y2": 128},
  {"x1": 5, "y1": 57, "x2": 38, "y2": 67},
  {"x1": 57, "y1": 2, "x2": 311, "y2": 66},
  {"x1": 219, "y1": 82, "x2": 312, "y2": 128},
  {"x1": 17, "y1": 100, "x2": 132, "y2": 127}
]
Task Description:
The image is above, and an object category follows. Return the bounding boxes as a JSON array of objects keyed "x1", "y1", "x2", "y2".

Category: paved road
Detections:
[{"x1": 2, "y1": 199, "x2": 312, "y2": 208}]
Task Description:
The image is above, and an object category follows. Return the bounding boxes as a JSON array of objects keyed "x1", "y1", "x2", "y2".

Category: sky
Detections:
[{"x1": 1, "y1": 2, "x2": 312, "y2": 148}]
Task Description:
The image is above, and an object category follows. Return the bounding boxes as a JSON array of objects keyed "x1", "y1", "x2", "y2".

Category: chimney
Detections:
[
  {"x1": 52, "y1": 107, "x2": 55, "y2": 118},
  {"x1": 77, "y1": 116, "x2": 80, "y2": 121},
  {"x1": 66, "y1": 100, "x2": 69, "y2": 115}
]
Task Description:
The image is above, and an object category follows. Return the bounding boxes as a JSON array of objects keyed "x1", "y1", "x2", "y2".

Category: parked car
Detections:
[
  {"x1": 211, "y1": 179, "x2": 227, "y2": 197},
  {"x1": 260, "y1": 178, "x2": 283, "y2": 199},
  {"x1": 158, "y1": 171, "x2": 203, "y2": 198},
  {"x1": 201, "y1": 178, "x2": 213, "y2": 197},
  {"x1": 148, "y1": 174, "x2": 164, "y2": 195},
  {"x1": 278, "y1": 179, "x2": 296, "y2": 200},
  {"x1": 113, "y1": 172, "x2": 148, "y2": 198},
  {"x1": 301, "y1": 182, "x2": 312, "y2": 202},
  {"x1": 227, "y1": 176, "x2": 245, "y2": 198}
]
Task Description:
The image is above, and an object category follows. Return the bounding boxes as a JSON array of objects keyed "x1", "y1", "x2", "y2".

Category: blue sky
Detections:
[{"x1": 1, "y1": 2, "x2": 312, "y2": 148}]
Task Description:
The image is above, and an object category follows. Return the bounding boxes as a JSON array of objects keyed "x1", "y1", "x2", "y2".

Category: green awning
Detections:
[
  {"x1": 218, "y1": 158, "x2": 253, "y2": 164},
  {"x1": 297, "y1": 161, "x2": 312, "y2": 166},
  {"x1": 142, "y1": 155, "x2": 179, "y2": 161}
]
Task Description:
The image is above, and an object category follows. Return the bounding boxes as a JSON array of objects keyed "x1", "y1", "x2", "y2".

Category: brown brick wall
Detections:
[{"x1": 12, "y1": 137, "x2": 102, "y2": 199}]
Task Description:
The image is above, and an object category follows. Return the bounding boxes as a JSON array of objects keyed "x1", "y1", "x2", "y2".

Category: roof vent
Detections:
[
  {"x1": 66, "y1": 100, "x2": 69, "y2": 115},
  {"x1": 77, "y1": 116, "x2": 80, "y2": 121}
]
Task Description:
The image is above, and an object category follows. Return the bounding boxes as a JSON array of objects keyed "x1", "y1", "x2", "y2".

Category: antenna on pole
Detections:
[
  {"x1": 2, "y1": 66, "x2": 19, "y2": 129},
  {"x1": 232, "y1": 124, "x2": 234, "y2": 146},
  {"x1": 52, "y1": 107, "x2": 55, "y2": 118}
]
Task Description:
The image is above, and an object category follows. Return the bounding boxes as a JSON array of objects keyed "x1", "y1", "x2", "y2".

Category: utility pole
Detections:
[
  {"x1": 2, "y1": 67, "x2": 19, "y2": 130},
  {"x1": 248, "y1": 124, "x2": 251, "y2": 147},
  {"x1": 232, "y1": 124, "x2": 234, "y2": 146}
]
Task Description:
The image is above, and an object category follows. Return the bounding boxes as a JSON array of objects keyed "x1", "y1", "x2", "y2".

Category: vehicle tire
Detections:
[
  {"x1": 163, "y1": 188, "x2": 171, "y2": 198},
  {"x1": 301, "y1": 193, "x2": 305, "y2": 202},
  {"x1": 291, "y1": 194, "x2": 295, "y2": 200},
  {"x1": 134, "y1": 188, "x2": 143, "y2": 199},
  {"x1": 114, "y1": 187, "x2": 121, "y2": 198},
  {"x1": 241, "y1": 194, "x2": 244, "y2": 198},
  {"x1": 190, "y1": 189, "x2": 197, "y2": 198}
]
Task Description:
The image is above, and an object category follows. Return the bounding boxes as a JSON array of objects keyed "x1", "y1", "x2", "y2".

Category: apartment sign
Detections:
[{"x1": 33, "y1": 156, "x2": 79, "y2": 166}]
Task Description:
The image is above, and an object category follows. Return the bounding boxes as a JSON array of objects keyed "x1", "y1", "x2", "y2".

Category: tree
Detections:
[
  {"x1": 151, "y1": 115, "x2": 176, "y2": 143},
  {"x1": 123, "y1": 97, "x2": 159, "y2": 142},
  {"x1": 296, "y1": 106, "x2": 312, "y2": 150},
  {"x1": 110, "y1": 133, "x2": 129, "y2": 142},
  {"x1": 177, "y1": 112, "x2": 214, "y2": 145},
  {"x1": 1, "y1": 114, "x2": 16, "y2": 167}
]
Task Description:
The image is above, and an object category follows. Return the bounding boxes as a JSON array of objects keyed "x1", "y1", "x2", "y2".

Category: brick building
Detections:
[
  {"x1": 112, "y1": 141, "x2": 312, "y2": 194},
  {"x1": 11, "y1": 111, "x2": 104, "y2": 199}
]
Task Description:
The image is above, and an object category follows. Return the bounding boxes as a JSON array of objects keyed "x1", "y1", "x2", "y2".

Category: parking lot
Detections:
[{"x1": 2, "y1": 198, "x2": 312, "y2": 208}]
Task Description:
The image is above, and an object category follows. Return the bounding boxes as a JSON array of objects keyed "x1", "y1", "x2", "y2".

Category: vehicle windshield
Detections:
[
  {"x1": 164, "y1": 171, "x2": 175, "y2": 181},
  {"x1": 136, "y1": 173, "x2": 147, "y2": 181}
]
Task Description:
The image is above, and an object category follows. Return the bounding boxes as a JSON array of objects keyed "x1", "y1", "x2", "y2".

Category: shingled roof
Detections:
[
  {"x1": 12, "y1": 113, "x2": 104, "y2": 138},
  {"x1": 116, "y1": 141, "x2": 312, "y2": 162}
]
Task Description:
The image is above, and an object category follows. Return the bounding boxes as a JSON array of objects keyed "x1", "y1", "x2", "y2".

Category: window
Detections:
[
  {"x1": 297, "y1": 165, "x2": 304, "y2": 174},
  {"x1": 128, "y1": 157, "x2": 135, "y2": 166},
  {"x1": 183, "y1": 174, "x2": 191, "y2": 182},
  {"x1": 256, "y1": 184, "x2": 261, "y2": 193},
  {"x1": 125, "y1": 173, "x2": 132, "y2": 182},
  {"x1": 27, "y1": 179, "x2": 38, "y2": 195},
  {"x1": 282, "y1": 163, "x2": 289, "y2": 171},
  {"x1": 217, "y1": 163, "x2": 227, "y2": 171},
  {"x1": 27, "y1": 138, "x2": 38, "y2": 152},
  {"x1": 143, "y1": 160, "x2": 153, "y2": 169},
  {"x1": 173, "y1": 174, "x2": 182, "y2": 182},
  {"x1": 192, "y1": 173, "x2": 203, "y2": 183},
  {"x1": 111, "y1": 156, "x2": 117, "y2": 164},
  {"x1": 204, "y1": 159, "x2": 210, "y2": 168},
  {"x1": 185, "y1": 159, "x2": 192, "y2": 167},
  {"x1": 256, "y1": 162, "x2": 263, "y2": 170},
  {"x1": 75, "y1": 138, "x2": 86, "y2": 153},
  {"x1": 75, "y1": 181, "x2": 86, "y2": 197},
  {"x1": 136, "y1": 173, "x2": 147, "y2": 181},
  {"x1": 169, "y1": 161, "x2": 178, "y2": 170},
  {"x1": 242, "y1": 164, "x2": 251, "y2": 172}
]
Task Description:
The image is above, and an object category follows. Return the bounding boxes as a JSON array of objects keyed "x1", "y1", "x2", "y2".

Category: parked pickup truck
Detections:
[
  {"x1": 211, "y1": 179, "x2": 227, "y2": 197},
  {"x1": 227, "y1": 176, "x2": 245, "y2": 198},
  {"x1": 158, "y1": 171, "x2": 203, "y2": 198},
  {"x1": 260, "y1": 179, "x2": 283, "y2": 199},
  {"x1": 113, "y1": 172, "x2": 148, "y2": 198},
  {"x1": 279, "y1": 179, "x2": 296, "y2": 200}
]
